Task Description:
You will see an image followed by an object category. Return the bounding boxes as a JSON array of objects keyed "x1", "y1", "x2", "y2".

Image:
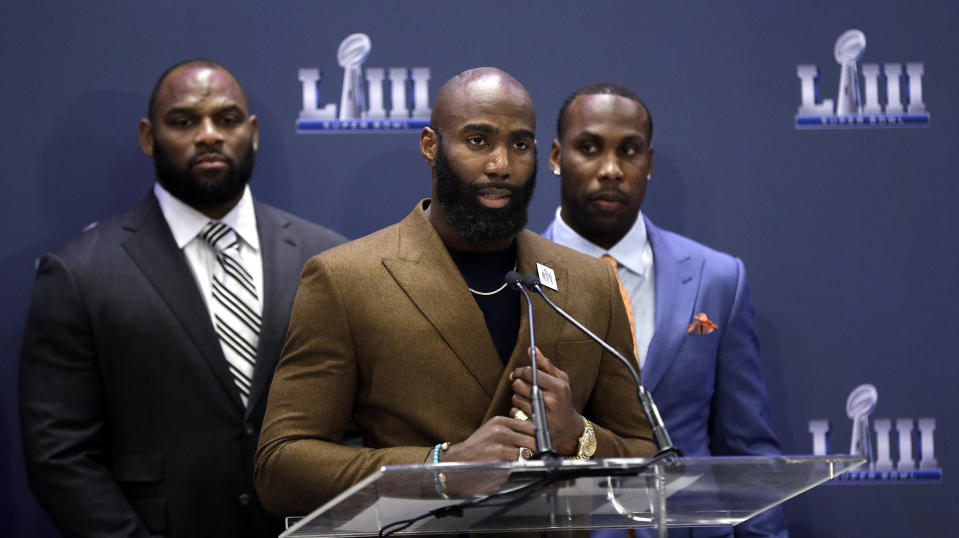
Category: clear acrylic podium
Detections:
[{"x1": 282, "y1": 455, "x2": 863, "y2": 536}]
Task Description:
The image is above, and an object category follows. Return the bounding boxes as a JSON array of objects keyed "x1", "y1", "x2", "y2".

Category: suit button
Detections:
[
  {"x1": 244, "y1": 423, "x2": 255, "y2": 436},
  {"x1": 238, "y1": 493, "x2": 251, "y2": 506}
]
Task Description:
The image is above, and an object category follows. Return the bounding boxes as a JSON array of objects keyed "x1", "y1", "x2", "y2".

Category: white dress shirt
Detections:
[
  {"x1": 549, "y1": 207, "x2": 655, "y2": 368},
  {"x1": 154, "y1": 183, "x2": 264, "y2": 327}
]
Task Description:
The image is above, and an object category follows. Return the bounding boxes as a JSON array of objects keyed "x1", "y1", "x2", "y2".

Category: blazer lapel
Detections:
[
  {"x1": 121, "y1": 195, "x2": 244, "y2": 409},
  {"x1": 245, "y1": 203, "x2": 299, "y2": 418},
  {"x1": 483, "y1": 231, "x2": 569, "y2": 422},
  {"x1": 516, "y1": 230, "x2": 569, "y2": 358},
  {"x1": 382, "y1": 206, "x2": 504, "y2": 399},
  {"x1": 643, "y1": 217, "x2": 702, "y2": 393}
]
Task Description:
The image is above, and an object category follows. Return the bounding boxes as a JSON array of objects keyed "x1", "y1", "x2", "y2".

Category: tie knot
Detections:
[
  {"x1": 600, "y1": 254, "x2": 619, "y2": 269},
  {"x1": 199, "y1": 221, "x2": 237, "y2": 254}
]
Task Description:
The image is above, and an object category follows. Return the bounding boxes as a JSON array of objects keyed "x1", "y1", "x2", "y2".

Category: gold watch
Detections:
[{"x1": 569, "y1": 417, "x2": 596, "y2": 460}]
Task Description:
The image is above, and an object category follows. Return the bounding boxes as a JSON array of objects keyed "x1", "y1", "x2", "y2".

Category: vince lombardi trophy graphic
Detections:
[
  {"x1": 834, "y1": 29, "x2": 866, "y2": 116},
  {"x1": 846, "y1": 384, "x2": 878, "y2": 466},
  {"x1": 337, "y1": 33, "x2": 371, "y2": 120}
]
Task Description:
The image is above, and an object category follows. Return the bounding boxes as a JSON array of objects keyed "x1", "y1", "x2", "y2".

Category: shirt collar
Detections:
[
  {"x1": 154, "y1": 183, "x2": 259, "y2": 251},
  {"x1": 552, "y1": 206, "x2": 650, "y2": 277}
]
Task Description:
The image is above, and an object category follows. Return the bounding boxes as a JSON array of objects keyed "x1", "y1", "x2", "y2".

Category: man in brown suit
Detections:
[{"x1": 254, "y1": 67, "x2": 656, "y2": 515}]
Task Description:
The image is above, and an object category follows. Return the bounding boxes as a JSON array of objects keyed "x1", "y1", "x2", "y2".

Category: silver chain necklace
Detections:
[{"x1": 468, "y1": 262, "x2": 518, "y2": 296}]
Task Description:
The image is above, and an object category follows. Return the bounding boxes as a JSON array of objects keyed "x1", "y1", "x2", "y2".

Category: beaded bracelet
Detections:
[{"x1": 432, "y1": 442, "x2": 450, "y2": 499}]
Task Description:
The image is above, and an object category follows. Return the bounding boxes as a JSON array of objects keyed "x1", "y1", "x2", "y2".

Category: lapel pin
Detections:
[
  {"x1": 688, "y1": 312, "x2": 719, "y2": 335},
  {"x1": 536, "y1": 263, "x2": 558, "y2": 291}
]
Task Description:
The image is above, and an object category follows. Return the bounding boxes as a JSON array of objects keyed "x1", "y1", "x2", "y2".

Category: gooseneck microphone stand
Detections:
[
  {"x1": 519, "y1": 274, "x2": 679, "y2": 458},
  {"x1": 505, "y1": 271, "x2": 560, "y2": 461},
  {"x1": 377, "y1": 272, "x2": 681, "y2": 536}
]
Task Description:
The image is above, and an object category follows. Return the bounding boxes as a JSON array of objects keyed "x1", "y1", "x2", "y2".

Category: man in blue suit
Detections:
[{"x1": 542, "y1": 82, "x2": 787, "y2": 537}]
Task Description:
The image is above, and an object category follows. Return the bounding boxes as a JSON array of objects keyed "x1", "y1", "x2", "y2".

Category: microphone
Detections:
[
  {"x1": 505, "y1": 271, "x2": 559, "y2": 461},
  {"x1": 519, "y1": 274, "x2": 679, "y2": 457}
]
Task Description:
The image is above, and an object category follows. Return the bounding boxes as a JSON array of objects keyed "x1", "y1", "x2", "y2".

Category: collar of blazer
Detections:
[
  {"x1": 122, "y1": 194, "x2": 299, "y2": 417},
  {"x1": 382, "y1": 201, "x2": 571, "y2": 412},
  {"x1": 642, "y1": 216, "x2": 703, "y2": 394}
]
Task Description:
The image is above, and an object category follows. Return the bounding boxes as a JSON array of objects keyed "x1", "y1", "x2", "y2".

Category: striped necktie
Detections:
[
  {"x1": 200, "y1": 221, "x2": 260, "y2": 406},
  {"x1": 600, "y1": 255, "x2": 639, "y2": 364}
]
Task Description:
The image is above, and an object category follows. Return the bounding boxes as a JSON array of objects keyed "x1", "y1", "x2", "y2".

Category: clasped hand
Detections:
[{"x1": 440, "y1": 347, "x2": 583, "y2": 462}]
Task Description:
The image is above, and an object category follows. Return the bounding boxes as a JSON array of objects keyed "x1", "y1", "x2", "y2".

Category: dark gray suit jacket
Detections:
[{"x1": 19, "y1": 193, "x2": 345, "y2": 538}]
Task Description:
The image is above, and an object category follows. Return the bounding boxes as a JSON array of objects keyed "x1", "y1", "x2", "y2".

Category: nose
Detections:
[
  {"x1": 484, "y1": 144, "x2": 511, "y2": 180},
  {"x1": 194, "y1": 117, "x2": 224, "y2": 146},
  {"x1": 598, "y1": 151, "x2": 623, "y2": 181}
]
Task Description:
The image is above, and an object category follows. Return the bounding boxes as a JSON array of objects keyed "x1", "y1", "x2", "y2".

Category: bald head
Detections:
[
  {"x1": 148, "y1": 59, "x2": 250, "y2": 122},
  {"x1": 420, "y1": 67, "x2": 538, "y2": 251},
  {"x1": 430, "y1": 67, "x2": 535, "y2": 135}
]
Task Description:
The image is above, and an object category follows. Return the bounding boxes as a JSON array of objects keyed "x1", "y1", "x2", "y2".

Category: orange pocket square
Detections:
[{"x1": 687, "y1": 313, "x2": 718, "y2": 334}]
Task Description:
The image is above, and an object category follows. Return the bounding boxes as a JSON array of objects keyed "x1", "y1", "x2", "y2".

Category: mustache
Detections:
[
  {"x1": 189, "y1": 148, "x2": 233, "y2": 166},
  {"x1": 587, "y1": 185, "x2": 628, "y2": 201},
  {"x1": 466, "y1": 181, "x2": 525, "y2": 195}
]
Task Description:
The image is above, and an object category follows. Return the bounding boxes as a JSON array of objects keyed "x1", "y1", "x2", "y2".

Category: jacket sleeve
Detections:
[
  {"x1": 710, "y1": 259, "x2": 788, "y2": 538},
  {"x1": 254, "y1": 255, "x2": 428, "y2": 516},
  {"x1": 19, "y1": 252, "x2": 151, "y2": 538}
]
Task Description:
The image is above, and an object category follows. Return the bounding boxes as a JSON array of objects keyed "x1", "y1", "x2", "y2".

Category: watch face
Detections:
[{"x1": 583, "y1": 433, "x2": 597, "y2": 457}]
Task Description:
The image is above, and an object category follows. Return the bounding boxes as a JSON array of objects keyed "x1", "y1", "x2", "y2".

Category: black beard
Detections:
[
  {"x1": 560, "y1": 183, "x2": 638, "y2": 247},
  {"x1": 434, "y1": 143, "x2": 537, "y2": 245},
  {"x1": 153, "y1": 138, "x2": 255, "y2": 211}
]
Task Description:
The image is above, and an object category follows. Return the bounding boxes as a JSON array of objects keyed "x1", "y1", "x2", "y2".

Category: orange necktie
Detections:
[{"x1": 600, "y1": 255, "x2": 639, "y2": 364}]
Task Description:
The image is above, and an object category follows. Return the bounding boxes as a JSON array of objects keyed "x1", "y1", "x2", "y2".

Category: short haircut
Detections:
[
  {"x1": 147, "y1": 59, "x2": 247, "y2": 121},
  {"x1": 556, "y1": 82, "x2": 653, "y2": 143}
]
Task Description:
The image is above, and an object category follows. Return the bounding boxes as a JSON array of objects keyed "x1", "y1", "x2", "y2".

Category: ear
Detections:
[
  {"x1": 549, "y1": 138, "x2": 562, "y2": 174},
  {"x1": 420, "y1": 126, "x2": 438, "y2": 167},
  {"x1": 249, "y1": 114, "x2": 259, "y2": 152},
  {"x1": 647, "y1": 145, "x2": 655, "y2": 177},
  {"x1": 138, "y1": 119, "x2": 154, "y2": 157}
]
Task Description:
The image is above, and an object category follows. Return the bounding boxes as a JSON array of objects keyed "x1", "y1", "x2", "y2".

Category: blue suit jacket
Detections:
[{"x1": 544, "y1": 215, "x2": 787, "y2": 538}]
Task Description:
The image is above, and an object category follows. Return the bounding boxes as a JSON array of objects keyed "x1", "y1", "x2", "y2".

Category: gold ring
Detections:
[
  {"x1": 518, "y1": 447, "x2": 533, "y2": 461},
  {"x1": 513, "y1": 409, "x2": 529, "y2": 422}
]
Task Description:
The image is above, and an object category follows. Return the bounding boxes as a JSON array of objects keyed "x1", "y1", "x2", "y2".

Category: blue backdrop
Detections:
[{"x1": 3, "y1": 2, "x2": 956, "y2": 536}]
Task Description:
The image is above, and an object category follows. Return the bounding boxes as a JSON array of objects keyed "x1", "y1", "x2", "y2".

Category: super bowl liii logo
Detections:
[
  {"x1": 809, "y1": 384, "x2": 942, "y2": 483},
  {"x1": 795, "y1": 29, "x2": 930, "y2": 129},
  {"x1": 297, "y1": 33, "x2": 431, "y2": 133}
]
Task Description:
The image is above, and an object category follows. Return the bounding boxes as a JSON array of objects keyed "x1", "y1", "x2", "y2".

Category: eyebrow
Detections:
[
  {"x1": 575, "y1": 129, "x2": 648, "y2": 144},
  {"x1": 164, "y1": 104, "x2": 246, "y2": 117},
  {"x1": 510, "y1": 128, "x2": 536, "y2": 140},
  {"x1": 460, "y1": 123, "x2": 535, "y2": 140},
  {"x1": 460, "y1": 123, "x2": 496, "y2": 136}
]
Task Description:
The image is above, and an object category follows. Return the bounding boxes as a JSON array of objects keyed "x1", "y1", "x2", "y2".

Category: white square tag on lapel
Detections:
[{"x1": 536, "y1": 263, "x2": 558, "y2": 291}]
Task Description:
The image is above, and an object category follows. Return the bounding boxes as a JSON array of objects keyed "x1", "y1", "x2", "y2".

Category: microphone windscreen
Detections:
[
  {"x1": 522, "y1": 274, "x2": 541, "y2": 289},
  {"x1": 505, "y1": 271, "x2": 522, "y2": 289}
]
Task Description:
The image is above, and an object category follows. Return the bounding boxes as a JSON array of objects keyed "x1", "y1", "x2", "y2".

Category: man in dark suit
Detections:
[
  {"x1": 254, "y1": 67, "x2": 657, "y2": 516},
  {"x1": 543, "y1": 83, "x2": 787, "y2": 537},
  {"x1": 19, "y1": 59, "x2": 345, "y2": 538}
]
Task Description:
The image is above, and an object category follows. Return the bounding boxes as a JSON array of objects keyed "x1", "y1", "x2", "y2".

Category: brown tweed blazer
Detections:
[{"x1": 255, "y1": 201, "x2": 656, "y2": 515}]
